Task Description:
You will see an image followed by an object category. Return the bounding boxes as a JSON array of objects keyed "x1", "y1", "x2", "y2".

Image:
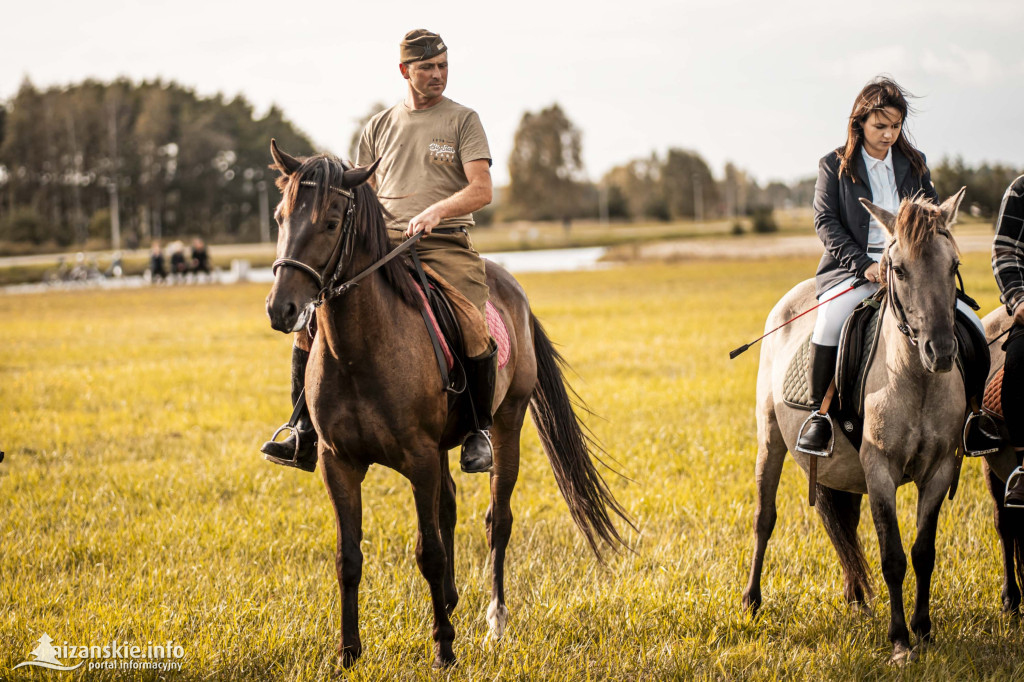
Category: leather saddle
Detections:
[{"x1": 784, "y1": 291, "x2": 984, "y2": 450}]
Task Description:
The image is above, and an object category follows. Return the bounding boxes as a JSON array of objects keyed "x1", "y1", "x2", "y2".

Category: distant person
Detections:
[
  {"x1": 190, "y1": 237, "x2": 211, "y2": 274},
  {"x1": 168, "y1": 241, "x2": 188, "y2": 276},
  {"x1": 105, "y1": 251, "x2": 124, "y2": 278},
  {"x1": 149, "y1": 241, "x2": 167, "y2": 281},
  {"x1": 262, "y1": 28, "x2": 497, "y2": 474},
  {"x1": 992, "y1": 174, "x2": 1024, "y2": 506},
  {"x1": 797, "y1": 76, "x2": 992, "y2": 457}
]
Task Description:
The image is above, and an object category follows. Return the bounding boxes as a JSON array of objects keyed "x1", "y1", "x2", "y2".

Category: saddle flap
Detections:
[
  {"x1": 984, "y1": 367, "x2": 1004, "y2": 419},
  {"x1": 836, "y1": 292, "x2": 883, "y2": 414}
]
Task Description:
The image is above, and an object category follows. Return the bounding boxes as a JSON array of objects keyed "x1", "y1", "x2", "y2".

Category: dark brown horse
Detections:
[
  {"x1": 980, "y1": 307, "x2": 1024, "y2": 613},
  {"x1": 263, "y1": 140, "x2": 630, "y2": 668}
]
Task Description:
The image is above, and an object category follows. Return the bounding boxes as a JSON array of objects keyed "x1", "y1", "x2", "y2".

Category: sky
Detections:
[{"x1": 4, "y1": 0, "x2": 1023, "y2": 187}]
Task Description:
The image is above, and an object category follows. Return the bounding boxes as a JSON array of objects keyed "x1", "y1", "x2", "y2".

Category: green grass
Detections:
[{"x1": 1, "y1": 253, "x2": 1022, "y2": 680}]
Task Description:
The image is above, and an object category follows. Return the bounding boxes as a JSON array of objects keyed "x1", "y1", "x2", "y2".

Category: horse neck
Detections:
[{"x1": 876, "y1": 298, "x2": 937, "y2": 392}]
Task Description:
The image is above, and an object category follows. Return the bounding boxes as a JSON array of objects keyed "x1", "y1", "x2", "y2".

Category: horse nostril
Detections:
[{"x1": 285, "y1": 302, "x2": 297, "y2": 320}]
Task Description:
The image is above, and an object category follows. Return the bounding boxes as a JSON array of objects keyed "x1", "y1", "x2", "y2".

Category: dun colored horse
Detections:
[
  {"x1": 263, "y1": 141, "x2": 630, "y2": 668},
  {"x1": 980, "y1": 307, "x2": 1024, "y2": 613},
  {"x1": 743, "y1": 191, "x2": 968, "y2": 664}
]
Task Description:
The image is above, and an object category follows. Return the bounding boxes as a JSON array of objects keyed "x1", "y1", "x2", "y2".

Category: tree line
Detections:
[
  {"x1": 0, "y1": 81, "x2": 1020, "y2": 251},
  {"x1": 502, "y1": 104, "x2": 1021, "y2": 226},
  {"x1": 0, "y1": 78, "x2": 313, "y2": 250}
]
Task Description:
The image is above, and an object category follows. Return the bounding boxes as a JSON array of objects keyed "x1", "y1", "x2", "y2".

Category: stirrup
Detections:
[
  {"x1": 963, "y1": 411, "x2": 1001, "y2": 458},
  {"x1": 795, "y1": 411, "x2": 834, "y2": 458},
  {"x1": 1005, "y1": 468, "x2": 1024, "y2": 509},
  {"x1": 460, "y1": 430, "x2": 493, "y2": 473},
  {"x1": 263, "y1": 423, "x2": 303, "y2": 465}
]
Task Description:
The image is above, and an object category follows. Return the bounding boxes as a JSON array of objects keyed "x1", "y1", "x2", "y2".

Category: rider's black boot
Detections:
[
  {"x1": 796, "y1": 343, "x2": 838, "y2": 456},
  {"x1": 460, "y1": 342, "x2": 497, "y2": 474},
  {"x1": 261, "y1": 346, "x2": 318, "y2": 472},
  {"x1": 963, "y1": 326, "x2": 1001, "y2": 456}
]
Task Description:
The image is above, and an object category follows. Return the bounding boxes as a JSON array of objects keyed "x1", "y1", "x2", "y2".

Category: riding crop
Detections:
[{"x1": 729, "y1": 278, "x2": 869, "y2": 359}]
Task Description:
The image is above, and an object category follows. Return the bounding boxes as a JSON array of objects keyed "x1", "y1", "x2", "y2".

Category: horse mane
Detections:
[
  {"x1": 892, "y1": 194, "x2": 956, "y2": 261},
  {"x1": 274, "y1": 154, "x2": 419, "y2": 308}
]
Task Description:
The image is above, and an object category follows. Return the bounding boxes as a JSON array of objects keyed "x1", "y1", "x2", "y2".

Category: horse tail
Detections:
[
  {"x1": 528, "y1": 314, "x2": 634, "y2": 559},
  {"x1": 814, "y1": 485, "x2": 874, "y2": 603}
]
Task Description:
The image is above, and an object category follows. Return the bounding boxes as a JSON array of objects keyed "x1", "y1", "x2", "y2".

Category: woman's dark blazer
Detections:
[{"x1": 813, "y1": 146, "x2": 938, "y2": 296}]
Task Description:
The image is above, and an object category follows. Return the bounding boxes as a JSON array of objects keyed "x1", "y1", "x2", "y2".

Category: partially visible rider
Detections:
[{"x1": 992, "y1": 174, "x2": 1024, "y2": 507}]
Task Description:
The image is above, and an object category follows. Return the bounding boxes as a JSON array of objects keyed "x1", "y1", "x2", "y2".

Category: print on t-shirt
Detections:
[{"x1": 429, "y1": 137, "x2": 457, "y2": 167}]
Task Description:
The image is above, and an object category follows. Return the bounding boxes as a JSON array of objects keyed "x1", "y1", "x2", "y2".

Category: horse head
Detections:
[
  {"x1": 264, "y1": 139, "x2": 378, "y2": 333},
  {"x1": 861, "y1": 187, "x2": 967, "y2": 373}
]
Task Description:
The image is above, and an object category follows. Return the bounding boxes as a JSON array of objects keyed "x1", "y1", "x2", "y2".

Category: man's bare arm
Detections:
[{"x1": 405, "y1": 159, "x2": 492, "y2": 237}]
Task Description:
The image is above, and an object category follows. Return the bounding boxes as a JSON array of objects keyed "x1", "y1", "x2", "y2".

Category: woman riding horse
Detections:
[{"x1": 799, "y1": 76, "x2": 994, "y2": 457}]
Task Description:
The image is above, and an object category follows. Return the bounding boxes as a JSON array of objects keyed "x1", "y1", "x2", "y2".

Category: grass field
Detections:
[{"x1": 1, "y1": 252, "x2": 1022, "y2": 680}]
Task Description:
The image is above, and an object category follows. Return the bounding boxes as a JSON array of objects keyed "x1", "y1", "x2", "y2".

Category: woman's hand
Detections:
[{"x1": 864, "y1": 263, "x2": 881, "y2": 283}]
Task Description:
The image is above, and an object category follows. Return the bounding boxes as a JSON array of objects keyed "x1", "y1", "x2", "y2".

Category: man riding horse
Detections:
[{"x1": 261, "y1": 29, "x2": 497, "y2": 474}]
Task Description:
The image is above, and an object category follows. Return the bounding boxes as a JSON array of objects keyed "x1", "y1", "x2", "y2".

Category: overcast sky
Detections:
[{"x1": 4, "y1": 0, "x2": 1022, "y2": 187}]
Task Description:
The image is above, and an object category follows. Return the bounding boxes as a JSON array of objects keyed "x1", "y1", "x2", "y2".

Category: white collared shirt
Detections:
[{"x1": 861, "y1": 146, "x2": 899, "y2": 250}]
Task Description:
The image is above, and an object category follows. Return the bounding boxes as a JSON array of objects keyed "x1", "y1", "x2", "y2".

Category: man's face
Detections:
[{"x1": 401, "y1": 52, "x2": 448, "y2": 101}]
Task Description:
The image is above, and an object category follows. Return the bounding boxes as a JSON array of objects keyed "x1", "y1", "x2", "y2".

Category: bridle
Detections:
[
  {"x1": 882, "y1": 228, "x2": 959, "y2": 346},
  {"x1": 271, "y1": 179, "x2": 423, "y2": 308}
]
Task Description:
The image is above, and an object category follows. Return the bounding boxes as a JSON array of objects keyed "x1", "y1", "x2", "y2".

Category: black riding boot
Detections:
[
  {"x1": 796, "y1": 343, "x2": 838, "y2": 456},
  {"x1": 261, "y1": 346, "x2": 318, "y2": 473},
  {"x1": 460, "y1": 342, "x2": 498, "y2": 474},
  {"x1": 963, "y1": 323, "x2": 1001, "y2": 457}
]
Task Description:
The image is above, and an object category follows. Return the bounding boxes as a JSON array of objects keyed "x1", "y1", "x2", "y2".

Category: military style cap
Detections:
[{"x1": 400, "y1": 29, "x2": 447, "y2": 63}]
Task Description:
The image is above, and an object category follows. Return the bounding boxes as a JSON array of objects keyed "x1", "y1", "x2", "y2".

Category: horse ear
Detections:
[
  {"x1": 270, "y1": 138, "x2": 302, "y2": 175},
  {"x1": 859, "y1": 197, "x2": 897, "y2": 234},
  {"x1": 342, "y1": 158, "x2": 381, "y2": 188},
  {"x1": 939, "y1": 186, "x2": 967, "y2": 226}
]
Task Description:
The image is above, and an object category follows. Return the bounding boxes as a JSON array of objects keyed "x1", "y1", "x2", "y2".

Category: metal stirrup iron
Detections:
[{"x1": 266, "y1": 388, "x2": 309, "y2": 465}]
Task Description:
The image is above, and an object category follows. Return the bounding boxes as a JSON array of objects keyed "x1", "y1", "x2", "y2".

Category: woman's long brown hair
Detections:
[{"x1": 838, "y1": 76, "x2": 928, "y2": 183}]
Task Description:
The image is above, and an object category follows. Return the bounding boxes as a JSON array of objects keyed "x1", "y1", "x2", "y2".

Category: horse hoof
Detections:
[
  {"x1": 432, "y1": 652, "x2": 457, "y2": 669},
  {"x1": 888, "y1": 644, "x2": 916, "y2": 666},
  {"x1": 338, "y1": 647, "x2": 362, "y2": 669},
  {"x1": 486, "y1": 600, "x2": 509, "y2": 641},
  {"x1": 741, "y1": 592, "x2": 761, "y2": 616}
]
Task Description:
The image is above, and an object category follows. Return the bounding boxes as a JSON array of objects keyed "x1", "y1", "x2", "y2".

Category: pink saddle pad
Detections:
[{"x1": 415, "y1": 286, "x2": 510, "y2": 371}]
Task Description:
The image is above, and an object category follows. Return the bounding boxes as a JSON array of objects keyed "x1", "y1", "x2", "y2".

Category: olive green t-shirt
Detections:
[{"x1": 356, "y1": 97, "x2": 491, "y2": 232}]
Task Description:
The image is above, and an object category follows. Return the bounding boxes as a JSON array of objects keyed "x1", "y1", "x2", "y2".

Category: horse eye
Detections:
[
  {"x1": 892, "y1": 266, "x2": 905, "y2": 280},
  {"x1": 326, "y1": 221, "x2": 340, "y2": 231}
]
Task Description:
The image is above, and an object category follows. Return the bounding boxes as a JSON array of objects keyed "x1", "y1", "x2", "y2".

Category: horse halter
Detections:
[
  {"x1": 882, "y1": 230, "x2": 958, "y2": 346},
  {"x1": 271, "y1": 180, "x2": 357, "y2": 307}
]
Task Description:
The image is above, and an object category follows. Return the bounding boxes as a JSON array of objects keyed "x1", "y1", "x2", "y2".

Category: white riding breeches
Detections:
[
  {"x1": 811, "y1": 276, "x2": 880, "y2": 346},
  {"x1": 812, "y1": 275, "x2": 986, "y2": 347}
]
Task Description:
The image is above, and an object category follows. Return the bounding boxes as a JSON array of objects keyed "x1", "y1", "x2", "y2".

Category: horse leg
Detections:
[
  {"x1": 409, "y1": 464, "x2": 457, "y2": 668},
  {"x1": 438, "y1": 449, "x2": 459, "y2": 615},
  {"x1": 485, "y1": 412, "x2": 523, "y2": 641},
  {"x1": 320, "y1": 455, "x2": 367, "y2": 668},
  {"x1": 742, "y1": 410, "x2": 786, "y2": 615},
  {"x1": 909, "y1": 467, "x2": 953, "y2": 645},
  {"x1": 984, "y1": 462, "x2": 1022, "y2": 613},
  {"x1": 864, "y1": 467, "x2": 912, "y2": 663},
  {"x1": 815, "y1": 487, "x2": 873, "y2": 608}
]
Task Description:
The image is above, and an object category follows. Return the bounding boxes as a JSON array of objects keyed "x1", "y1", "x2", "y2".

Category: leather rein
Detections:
[{"x1": 271, "y1": 180, "x2": 423, "y2": 309}]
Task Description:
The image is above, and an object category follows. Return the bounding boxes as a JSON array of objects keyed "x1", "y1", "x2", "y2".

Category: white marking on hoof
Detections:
[
  {"x1": 888, "y1": 644, "x2": 916, "y2": 666},
  {"x1": 485, "y1": 599, "x2": 509, "y2": 642}
]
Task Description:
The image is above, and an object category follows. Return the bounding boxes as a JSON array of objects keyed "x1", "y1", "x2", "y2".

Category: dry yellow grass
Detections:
[{"x1": 0, "y1": 253, "x2": 1021, "y2": 680}]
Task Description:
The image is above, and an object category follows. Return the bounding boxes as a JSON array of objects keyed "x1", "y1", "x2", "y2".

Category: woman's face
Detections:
[{"x1": 860, "y1": 106, "x2": 902, "y2": 160}]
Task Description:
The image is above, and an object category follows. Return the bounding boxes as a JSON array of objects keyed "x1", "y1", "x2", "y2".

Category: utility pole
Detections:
[
  {"x1": 693, "y1": 172, "x2": 703, "y2": 223},
  {"x1": 258, "y1": 181, "x2": 270, "y2": 243},
  {"x1": 107, "y1": 99, "x2": 121, "y2": 249}
]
